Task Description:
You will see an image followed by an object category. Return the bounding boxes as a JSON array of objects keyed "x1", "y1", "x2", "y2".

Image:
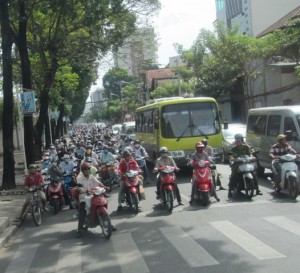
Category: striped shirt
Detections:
[{"x1": 269, "y1": 143, "x2": 297, "y2": 157}]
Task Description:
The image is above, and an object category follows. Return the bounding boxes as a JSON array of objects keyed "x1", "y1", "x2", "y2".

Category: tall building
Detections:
[
  {"x1": 216, "y1": 0, "x2": 299, "y2": 36},
  {"x1": 114, "y1": 27, "x2": 158, "y2": 76}
]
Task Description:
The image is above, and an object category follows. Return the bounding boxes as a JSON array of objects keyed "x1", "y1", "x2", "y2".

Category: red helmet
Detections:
[
  {"x1": 195, "y1": 141, "x2": 205, "y2": 148},
  {"x1": 81, "y1": 162, "x2": 90, "y2": 171}
]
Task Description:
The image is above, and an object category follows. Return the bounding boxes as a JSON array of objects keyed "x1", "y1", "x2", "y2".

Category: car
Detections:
[{"x1": 222, "y1": 123, "x2": 246, "y2": 162}]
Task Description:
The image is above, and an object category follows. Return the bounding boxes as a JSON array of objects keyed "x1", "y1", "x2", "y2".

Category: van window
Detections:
[
  {"x1": 247, "y1": 115, "x2": 267, "y2": 135},
  {"x1": 284, "y1": 117, "x2": 297, "y2": 137},
  {"x1": 267, "y1": 115, "x2": 281, "y2": 136}
]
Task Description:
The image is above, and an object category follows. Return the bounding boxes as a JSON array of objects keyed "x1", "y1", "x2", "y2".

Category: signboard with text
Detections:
[{"x1": 20, "y1": 91, "x2": 36, "y2": 114}]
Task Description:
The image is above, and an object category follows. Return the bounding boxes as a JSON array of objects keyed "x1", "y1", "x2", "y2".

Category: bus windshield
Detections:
[{"x1": 161, "y1": 102, "x2": 221, "y2": 138}]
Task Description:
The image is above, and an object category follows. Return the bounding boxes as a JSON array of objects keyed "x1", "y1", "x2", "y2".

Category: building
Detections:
[
  {"x1": 216, "y1": 0, "x2": 300, "y2": 36},
  {"x1": 114, "y1": 27, "x2": 158, "y2": 77}
]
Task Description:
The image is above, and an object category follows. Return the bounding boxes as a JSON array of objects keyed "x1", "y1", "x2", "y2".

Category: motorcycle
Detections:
[
  {"x1": 270, "y1": 154, "x2": 299, "y2": 199},
  {"x1": 135, "y1": 155, "x2": 146, "y2": 168},
  {"x1": 231, "y1": 155, "x2": 257, "y2": 199},
  {"x1": 121, "y1": 170, "x2": 144, "y2": 213},
  {"x1": 208, "y1": 157, "x2": 222, "y2": 190},
  {"x1": 47, "y1": 178, "x2": 64, "y2": 214},
  {"x1": 77, "y1": 186, "x2": 112, "y2": 239},
  {"x1": 192, "y1": 160, "x2": 213, "y2": 206},
  {"x1": 156, "y1": 166, "x2": 177, "y2": 212},
  {"x1": 100, "y1": 161, "x2": 118, "y2": 192},
  {"x1": 24, "y1": 184, "x2": 45, "y2": 226}
]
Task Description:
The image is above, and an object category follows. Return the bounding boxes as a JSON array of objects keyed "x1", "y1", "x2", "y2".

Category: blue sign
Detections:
[{"x1": 20, "y1": 91, "x2": 36, "y2": 114}]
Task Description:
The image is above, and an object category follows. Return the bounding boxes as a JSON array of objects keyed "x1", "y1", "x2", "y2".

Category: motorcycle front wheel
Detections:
[
  {"x1": 200, "y1": 191, "x2": 209, "y2": 206},
  {"x1": 244, "y1": 177, "x2": 254, "y2": 199},
  {"x1": 98, "y1": 213, "x2": 112, "y2": 239},
  {"x1": 53, "y1": 199, "x2": 59, "y2": 215},
  {"x1": 165, "y1": 190, "x2": 174, "y2": 212},
  {"x1": 288, "y1": 176, "x2": 298, "y2": 200},
  {"x1": 131, "y1": 193, "x2": 139, "y2": 213},
  {"x1": 32, "y1": 205, "x2": 42, "y2": 226}
]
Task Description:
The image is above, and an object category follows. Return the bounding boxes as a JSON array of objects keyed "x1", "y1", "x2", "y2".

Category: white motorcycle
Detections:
[{"x1": 271, "y1": 154, "x2": 299, "y2": 199}]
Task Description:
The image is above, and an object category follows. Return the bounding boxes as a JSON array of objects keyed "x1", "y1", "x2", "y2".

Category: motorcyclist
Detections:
[
  {"x1": 228, "y1": 134, "x2": 262, "y2": 197},
  {"x1": 75, "y1": 141, "x2": 86, "y2": 159},
  {"x1": 59, "y1": 154, "x2": 75, "y2": 175},
  {"x1": 18, "y1": 164, "x2": 48, "y2": 218},
  {"x1": 153, "y1": 147, "x2": 183, "y2": 205},
  {"x1": 269, "y1": 134, "x2": 298, "y2": 189},
  {"x1": 117, "y1": 150, "x2": 143, "y2": 211},
  {"x1": 76, "y1": 163, "x2": 114, "y2": 236},
  {"x1": 189, "y1": 141, "x2": 220, "y2": 203},
  {"x1": 49, "y1": 145, "x2": 58, "y2": 162},
  {"x1": 132, "y1": 140, "x2": 150, "y2": 184},
  {"x1": 42, "y1": 156, "x2": 51, "y2": 170},
  {"x1": 202, "y1": 138, "x2": 225, "y2": 190}
]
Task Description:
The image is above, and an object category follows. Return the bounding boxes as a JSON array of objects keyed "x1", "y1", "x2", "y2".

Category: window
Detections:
[
  {"x1": 284, "y1": 117, "x2": 298, "y2": 139},
  {"x1": 247, "y1": 115, "x2": 267, "y2": 135},
  {"x1": 267, "y1": 115, "x2": 281, "y2": 137}
]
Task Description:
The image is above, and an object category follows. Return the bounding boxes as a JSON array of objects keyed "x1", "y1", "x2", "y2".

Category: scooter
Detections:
[
  {"x1": 121, "y1": 170, "x2": 144, "y2": 213},
  {"x1": 270, "y1": 154, "x2": 299, "y2": 199},
  {"x1": 77, "y1": 186, "x2": 112, "y2": 239},
  {"x1": 192, "y1": 160, "x2": 213, "y2": 206},
  {"x1": 156, "y1": 166, "x2": 177, "y2": 212},
  {"x1": 47, "y1": 178, "x2": 64, "y2": 214},
  {"x1": 231, "y1": 155, "x2": 257, "y2": 199}
]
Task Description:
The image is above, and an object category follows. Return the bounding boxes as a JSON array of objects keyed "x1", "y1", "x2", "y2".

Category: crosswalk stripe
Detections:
[
  {"x1": 160, "y1": 226, "x2": 219, "y2": 268},
  {"x1": 4, "y1": 244, "x2": 38, "y2": 273},
  {"x1": 112, "y1": 233, "x2": 150, "y2": 273},
  {"x1": 264, "y1": 216, "x2": 300, "y2": 236},
  {"x1": 210, "y1": 221, "x2": 286, "y2": 260},
  {"x1": 55, "y1": 241, "x2": 81, "y2": 273}
]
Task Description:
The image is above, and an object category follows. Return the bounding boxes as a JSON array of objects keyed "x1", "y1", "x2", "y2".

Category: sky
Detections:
[{"x1": 154, "y1": 0, "x2": 217, "y2": 66}]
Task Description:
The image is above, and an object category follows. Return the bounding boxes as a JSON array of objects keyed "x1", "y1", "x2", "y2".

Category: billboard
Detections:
[{"x1": 20, "y1": 91, "x2": 36, "y2": 114}]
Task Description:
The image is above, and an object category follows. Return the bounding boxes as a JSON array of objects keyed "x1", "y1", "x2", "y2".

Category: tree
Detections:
[{"x1": 0, "y1": 0, "x2": 16, "y2": 189}]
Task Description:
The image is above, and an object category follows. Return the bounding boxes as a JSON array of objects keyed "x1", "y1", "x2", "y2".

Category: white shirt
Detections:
[{"x1": 76, "y1": 174, "x2": 103, "y2": 191}]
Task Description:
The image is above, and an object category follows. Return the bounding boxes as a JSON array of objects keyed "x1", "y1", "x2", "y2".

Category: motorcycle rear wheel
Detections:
[
  {"x1": 166, "y1": 190, "x2": 174, "y2": 212},
  {"x1": 98, "y1": 213, "x2": 112, "y2": 239},
  {"x1": 288, "y1": 176, "x2": 298, "y2": 200},
  {"x1": 32, "y1": 205, "x2": 42, "y2": 226},
  {"x1": 244, "y1": 177, "x2": 254, "y2": 199}
]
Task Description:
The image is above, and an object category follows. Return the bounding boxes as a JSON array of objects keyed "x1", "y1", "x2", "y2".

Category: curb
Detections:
[{"x1": 0, "y1": 190, "x2": 26, "y2": 196}]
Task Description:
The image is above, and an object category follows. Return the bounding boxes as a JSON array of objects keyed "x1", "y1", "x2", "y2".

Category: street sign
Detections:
[{"x1": 20, "y1": 91, "x2": 36, "y2": 114}]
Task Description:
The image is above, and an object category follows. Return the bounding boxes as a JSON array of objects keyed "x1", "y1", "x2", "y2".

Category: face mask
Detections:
[
  {"x1": 64, "y1": 159, "x2": 69, "y2": 163},
  {"x1": 134, "y1": 144, "x2": 140, "y2": 149},
  {"x1": 104, "y1": 149, "x2": 108, "y2": 153},
  {"x1": 161, "y1": 153, "x2": 168, "y2": 158}
]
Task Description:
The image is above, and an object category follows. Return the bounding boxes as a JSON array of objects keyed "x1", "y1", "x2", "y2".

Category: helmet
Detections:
[
  {"x1": 276, "y1": 134, "x2": 286, "y2": 141},
  {"x1": 159, "y1": 147, "x2": 168, "y2": 153},
  {"x1": 195, "y1": 141, "x2": 205, "y2": 148},
  {"x1": 63, "y1": 154, "x2": 70, "y2": 159},
  {"x1": 107, "y1": 142, "x2": 112, "y2": 147},
  {"x1": 28, "y1": 164, "x2": 37, "y2": 169},
  {"x1": 81, "y1": 162, "x2": 90, "y2": 171},
  {"x1": 68, "y1": 145, "x2": 75, "y2": 150},
  {"x1": 123, "y1": 150, "x2": 132, "y2": 157},
  {"x1": 234, "y1": 134, "x2": 244, "y2": 141},
  {"x1": 85, "y1": 149, "x2": 92, "y2": 156},
  {"x1": 49, "y1": 145, "x2": 55, "y2": 150},
  {"x1": 103, "y1": 145, "x2": 108, "y2": 149},
  {"x1": 84, "y1": 157, "x2": 92, "y2": 163},
  {"x1": 202, "y1": 139, "x2": 208, "y2": 146},
  {"x1": 124, "y1": 146, "x2": 133, "y2": 154}
]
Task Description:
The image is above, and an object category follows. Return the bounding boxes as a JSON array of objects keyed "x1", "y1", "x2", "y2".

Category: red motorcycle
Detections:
[
  {"x1": 77, "y1": 186, "x2": 112, "y2": 239},
  {"x1": 47, "y1": 178, "x2": 64, "y2": 214},
  {"x1": 158, "y1": 166, "x2": 177, "y2": 212},
  {"x1": 122, "y1": 170, "x2": 144, "y2": 213},
  {"x1": 192, "y1": 160, "x2": 213, "y2": 206}
]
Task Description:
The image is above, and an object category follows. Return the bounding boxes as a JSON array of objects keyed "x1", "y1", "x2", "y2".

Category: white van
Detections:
[{"x1": 246, "y1": 106, "x2": 300, "y2": 176}]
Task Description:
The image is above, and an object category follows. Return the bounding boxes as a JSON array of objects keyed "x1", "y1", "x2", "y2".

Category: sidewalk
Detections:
[{"x1": 0, "y1": 150, "x2": 27, "y2": 249}]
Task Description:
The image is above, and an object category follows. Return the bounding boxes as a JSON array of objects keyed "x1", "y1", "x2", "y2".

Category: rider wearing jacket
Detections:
[
  {"x1": 154, "y1": 147, "x2": 183, "y2": 205},
  {"x1": 270, "y1": 134, "x2": 298, "y2": 189},
  {"x1": 228, "y1": 134, "x2": 262, "y2": 197},
  {"x1": 117, "y1": 150, "x2": 142, "y2": 211},
  {"x1": 132, "y1": 140, "x2": 150, "y2": 184},
  {"x1": 189, "y1": 142, "x2": 220, "y2": 203}
]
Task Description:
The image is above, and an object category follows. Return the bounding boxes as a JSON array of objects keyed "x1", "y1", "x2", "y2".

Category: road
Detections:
[{"x1": 1, "y1": 164, "x2": 300, "y2": 273}]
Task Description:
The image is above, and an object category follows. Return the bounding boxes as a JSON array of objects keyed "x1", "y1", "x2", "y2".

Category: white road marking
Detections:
[
  {"x1": 264, "y1": 216, "x2": 300, "y2": 236},
  {"x1": 112, "y1": 233, "x2": 150, "y2": 273},
  {"x1": 4, "y1": 244, "x2": 39, "y2": 273},
  {"x1": 160, "y1": 226, "x2": 219, "y2": 267},
  {"x1": 210, "y1": 220, "x2": 286, "y2": 260}
]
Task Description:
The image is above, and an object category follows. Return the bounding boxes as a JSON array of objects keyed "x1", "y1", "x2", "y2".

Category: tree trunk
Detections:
[
  {"x1": 55, "y1": 103, "x2": 65, "y2": 140},
  {"x1": 18, "y1": 0, "x2": 34, "y2": 167},
  {"x1": 0, "y1": 0, "x2": 16, "y2": 189}
]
